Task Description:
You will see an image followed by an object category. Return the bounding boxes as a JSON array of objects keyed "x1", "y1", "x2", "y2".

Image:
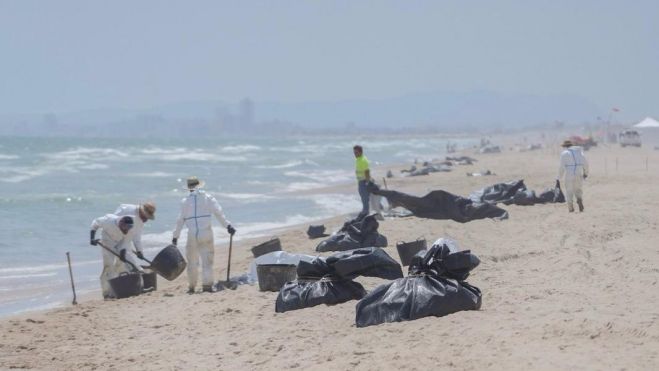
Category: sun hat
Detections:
[
  {"x1": 187, "y1": 176, "x2": 205, "y2": 190},
  {"x1": 139, "y1": 202, "x2": 156, "y2": 220}
]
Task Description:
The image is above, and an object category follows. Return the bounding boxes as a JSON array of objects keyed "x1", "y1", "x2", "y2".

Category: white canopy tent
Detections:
[
  {"x1": 633, "y1": 117, "x2": 659, "y2": 147},
  {"x1": 633, "y1": 117, "x2": 659, "y2": 128}
]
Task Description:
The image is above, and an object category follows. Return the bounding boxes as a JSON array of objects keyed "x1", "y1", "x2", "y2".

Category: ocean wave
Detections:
[
  {"x1": 284, "y1": 182, "x2": 327, "y2": 192},
  {"x1": 284, "y1": 169, "x2": 353, "y2": 184},
  {"x1": 77, "y1": 163, "x2": 110, "y2": 170},
  {"x1": 43, "y1": 147, "x2": 130, "y2": 162},
  {"x1": 0, "y1": 154, "x2": 19, "y2": 160},
  {"x1": 219, "y1": 145, "x2": 261, "y2": 154},
  {"x1": 159, "y1": 151, "x2": 247, "y2": 162},
  {"x1": 140, "y1": 147, "x2": 187, "y2": 155},
  {"x1": 256, "y1": 159, "x2": 319, "y2": 169},
  {"x1": 220, "y1": 193, "x2": 276, "y2": 202},
  {"x1": 124, "y1": 171, "x2": 174, "y2": 178},
  {"x1": 0, "y1": 272, "x2": 58, "y2": 280},
  {"x1": 0, "y1": 260, "x2": 98, "y2": 275},
  {"x1": 304, "y1": 193, "x2": 361, "y2": 215}
]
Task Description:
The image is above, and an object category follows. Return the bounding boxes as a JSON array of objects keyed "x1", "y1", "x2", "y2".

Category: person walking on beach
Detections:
[
  {"x1": 557, "y1": 140, "x2": 589, "y2": 213},
  {"x1": 353, "y1": 145, "x2": 371, "y2": 218},
  {"x1": 90, "y1": 215, "x2": 142, "y2": 299},
  {"x1": 113, "y1": 202, "x2": 156, "y2": 262},
  {"x1": 172, "y1": 177, "x2": 236, "y2": 293}
]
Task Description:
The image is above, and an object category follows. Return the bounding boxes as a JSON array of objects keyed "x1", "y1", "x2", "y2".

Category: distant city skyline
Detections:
[{"x1": 1, "y1": 1, "x2": 657, "y2": 123}]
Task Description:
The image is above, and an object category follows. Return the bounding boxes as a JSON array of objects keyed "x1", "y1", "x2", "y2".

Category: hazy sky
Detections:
[{"x1": 1, "y1": 1, "x2": 657, "y2": 120}]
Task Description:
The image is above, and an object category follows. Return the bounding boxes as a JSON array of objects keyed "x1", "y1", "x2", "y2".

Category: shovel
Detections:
[
  {"x1": 96, "y1": 241, "x2": 140, "y2": 272},
  {"x1": 215, "y1": 234, "x2": 238, "y2": 291}
]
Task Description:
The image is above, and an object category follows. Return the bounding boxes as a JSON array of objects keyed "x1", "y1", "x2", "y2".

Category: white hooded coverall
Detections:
[
  {"x1": 558, "y1": 146, "x2": 589, "y2": 210},
  {"x1": 173, "y1": 190, "x2": 230, "y2": 289},
  {"x1": 114, "y1": 204, "x2": 145, "y2": 255},
  {"x1": 90, "y1": 214, "x2": 144, "y2": 298}
]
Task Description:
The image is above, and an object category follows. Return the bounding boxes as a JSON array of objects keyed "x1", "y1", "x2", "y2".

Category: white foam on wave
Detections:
[
  {"x1": 0, "y1": 272, "x2": 57, "y2": 280},
  {"x1": 0, "y1": 260, "x2": 98, "y2": 275},
  {"x1": 256, "y1": 159, "x2": 319, "y2": 169},
  {"x1": 43, "y1": 147, "x2": 130, "y2": 162},
  {"x1": 125, "y1": 171, "x2": 174, "y2": 178},
  {"x1": 140, "y1": 147, "x2": 187, "y2": 155},
  {"x1": 284, "y1": 169, "x2": 353, "y2": 184},
  {"x1": 0, "y1": 154, "x2": 19, "y2": 160},
  {"x1": 0, "y1": 147, "x2": 129, "y2": 183},
  {"x1": 159, "y1": 151, "x2": 247, "y2": 162},
  {"x1": 220, "y1": 193, "x2": 276, "y2": 202},
  {"x1": 77, "y1": 163, "x2": 110, "y2": 170},
  {"x1": 220, "y1": 145, "x2": 261, "y2": 154},
  {"x1": 284, "y1": 182, "x2": 327, "y2": 192},
  {"x1": 304, "y1": 193, "x2": 361, "y2": 215}
]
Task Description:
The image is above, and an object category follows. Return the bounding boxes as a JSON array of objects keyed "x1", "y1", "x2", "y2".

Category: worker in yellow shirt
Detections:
[{"x1": 353, "y1": 145, "x2": 371, "y2": 218}]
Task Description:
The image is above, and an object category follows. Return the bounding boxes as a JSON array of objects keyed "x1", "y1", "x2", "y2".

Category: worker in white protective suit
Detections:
[
  {"x1": 113, "y1": 202, "x2": 156, "y2": 262},
  {"x1": 557, "y1": 140, "x2": 590, "y2": 213},
  {"x1": 90, "y1": 215, "x2": 143, "y2": 299},
  {"x1": 172, "y1": 176, "x2": 236, "y2": 293}
]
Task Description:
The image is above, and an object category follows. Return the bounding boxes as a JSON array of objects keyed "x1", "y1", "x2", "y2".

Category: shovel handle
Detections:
[
  {"x1": 226, "y1": 234, "x2": 233, "y2": 281},
  {"x1": 97, "y1": 241, "x2": 140, "y2": 271}
]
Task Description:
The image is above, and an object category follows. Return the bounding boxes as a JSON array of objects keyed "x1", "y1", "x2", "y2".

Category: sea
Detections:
[{"x1": 0, "y1": 135, "x2": 476, "y2": 317}]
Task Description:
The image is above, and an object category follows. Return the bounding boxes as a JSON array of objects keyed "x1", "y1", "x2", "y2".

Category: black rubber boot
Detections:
[
  {"x1": 202, "y1": 285, "x2": 215, "y2": 293},
  {"x1": 577, "y1": 199, "x2": 584, "y2": 212}
]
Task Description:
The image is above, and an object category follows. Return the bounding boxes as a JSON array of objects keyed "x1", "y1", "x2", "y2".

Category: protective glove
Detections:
[
  {"x1": 172, "y1": 238, "x2": 178, "y2": 246},
  {"x1": 90, "y1": 230, "x2": 99, "y2": 246},
  {"x1": 136, "y1": 251, "x2": 146, "y2": 260},
  {"x1": 583, "y1": 174, "x2": 588, "y2": 180},
  {"x1": 119, "y1": 249, "x2": 127, "y2": 262},
  {"x1": 227, "y1": 225, "x2": 236, "y2": 236},
  {"x1": 555, "y1": 179, "x2": 561, "y2": 189}
]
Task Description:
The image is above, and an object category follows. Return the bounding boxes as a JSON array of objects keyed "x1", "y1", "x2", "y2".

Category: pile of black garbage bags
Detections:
[
  {"x1": 277, "y1": 239, "x2": 484, "y2": 328},
  {"x1": 316, "y1": 214, "x2": 388, "y2": 252},
  {"x1": 367, "y1": 182, "x2": 508, "y2": 222},
  {"x1": 469, "y1": 179, "x2": 565, "y2": 206},
  {"x1": 355, "y1": 240, "x2": 482, "y2": 327},
  {"x1": 276, "y1": 247, "x2": 403, "y2": 313}
]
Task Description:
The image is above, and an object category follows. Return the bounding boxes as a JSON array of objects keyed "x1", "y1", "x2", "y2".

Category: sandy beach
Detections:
[{"x1": 1, "y1": 139, "x2": 658, "y2": 370}]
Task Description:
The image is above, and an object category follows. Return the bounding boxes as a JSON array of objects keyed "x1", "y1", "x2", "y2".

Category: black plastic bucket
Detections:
[
  {"x1": 141, "y1": 270, "x2": 157, "y2": 291},
  {"x1": 109, "y1": 272, "x2": 143, "y2": 299},
  {"x1": 396, "y1": 239, "x2": 428, "y2": 266},
  {"x1": 256, "y1": 264, "x2": 297, "y2": 292},
  {"x1": 307, "y1": 225, "x2": 327, "y2": 239},
  {"x1": 150, "y1": 245, "x2": 187, "y2": 281},
  {"x1": 251, "y1": 238, "x2": 282, "y2": 258}
]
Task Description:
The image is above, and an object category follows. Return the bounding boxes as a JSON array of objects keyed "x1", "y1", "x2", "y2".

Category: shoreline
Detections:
[{"x1": 0, "y1": 146, "x2": 456, "y2": 319}]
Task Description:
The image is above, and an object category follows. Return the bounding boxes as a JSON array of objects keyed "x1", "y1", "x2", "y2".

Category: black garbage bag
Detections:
[
  {"x1": 316, "y1": 214, "x2": 388, "y2": 252},
  {"x1": 471, "y1": 180, "x2": 565, "y2": 206},
  {"x1": 368, "y1": 183, "x2": 508, "y2": 223},
  {"x1": 355, "y1": 244, "x2": 482, "y2": 327},
  {"x1": 469, "y1": 179, "x2": 526, "y2": 204},
  {"x1": 296, "y1": 258, "x2": 332, "y2": 279},
  {"x1": 503, "y1": 189, "x2": 538, "y2": 206},
  {"x1": 327, "y1": 247, "x2": 403, "y2": 280},
  {"x1": 276, "y1": 247, "x2": 402, "y2": 312},
  {"x1": 307, "y1": 224, "x2": 328, "y2": 239},
  {"x1": 276, "y1": 278, "x2": 367, "y2": 313},
  {"x1": 537, "y1": 182, "x2": 565, "y2": 203}
]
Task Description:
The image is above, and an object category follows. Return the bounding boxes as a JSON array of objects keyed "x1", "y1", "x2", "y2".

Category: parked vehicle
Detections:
[{"x1": 619, "y1": 130, "x2": 642, "y2": 147}]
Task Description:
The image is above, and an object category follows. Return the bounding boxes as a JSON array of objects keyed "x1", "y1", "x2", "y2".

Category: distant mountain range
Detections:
[{"x1": 0, "y1": 90, "x2": 603, "y2": 137}]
